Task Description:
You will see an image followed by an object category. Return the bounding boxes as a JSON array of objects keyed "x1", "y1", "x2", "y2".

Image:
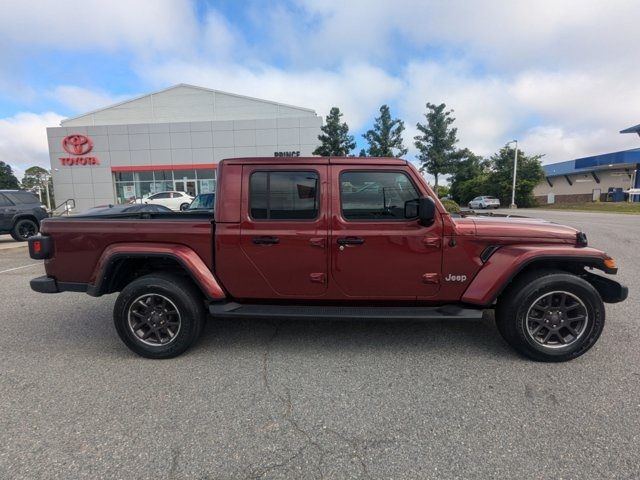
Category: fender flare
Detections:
[
  {"x1": 87, "y1": 242, "x2": 226, "y2": 300},
  {"x1": 461, "y1": 245, "x2": 615, "y2": 306}
]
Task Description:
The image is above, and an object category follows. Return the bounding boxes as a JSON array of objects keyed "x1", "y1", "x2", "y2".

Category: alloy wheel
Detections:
[
  {"x1": 18, "y1": 221, "x2": 37, "y2": 239},
  {"x1": 127, "y1": 294, "x2": 182, "y2": 346},
  {"x1": 525, "y1": 291, "x2": 588, "y2": 349}
]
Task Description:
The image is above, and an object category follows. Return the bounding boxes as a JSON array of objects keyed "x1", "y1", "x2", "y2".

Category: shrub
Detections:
[{"x1": 440, "y1": 198, "x2": 461, "y2": 214}]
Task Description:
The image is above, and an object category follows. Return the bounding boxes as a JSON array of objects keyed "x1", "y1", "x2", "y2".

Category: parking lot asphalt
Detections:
[{"x1": 0, "y1": 210, "x2": 638, "y2": 479}]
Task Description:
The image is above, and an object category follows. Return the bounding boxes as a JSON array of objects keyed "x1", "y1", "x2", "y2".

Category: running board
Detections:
[{"x1": 208, "y1": 302, "x2": 484, "y2": 321}]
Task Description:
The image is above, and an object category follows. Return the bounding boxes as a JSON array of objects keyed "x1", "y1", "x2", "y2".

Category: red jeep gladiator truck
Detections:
[{"x1": 28, "y1": 157, "x2": 627, "y2": 361}]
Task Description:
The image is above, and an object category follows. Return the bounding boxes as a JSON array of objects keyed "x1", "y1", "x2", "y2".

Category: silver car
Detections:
[{"x1": 468, "y1": 196, "x2": 500, "y2": 209}]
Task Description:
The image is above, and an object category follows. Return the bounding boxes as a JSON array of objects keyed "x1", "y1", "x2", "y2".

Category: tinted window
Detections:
[
  {"x1": 0, "y1": 194, "x2": 12, "y2": 206},
  {"x1": 250, "y1": 171, "x2": 319, "y2": 220},
  {"x1": 172, "y1": 192, "x2": 183, "y2": 198},
  {"x1": 151, "y1": 192, "x2": 171, "y2": 199},
  {"x1": 5, "y1": 191, "x2": 39, "y2": 204},
  {"x1": 188, "y1": 193, "x2": 215, "y2": 210},
  {"x1": 340, "y1": 171, "x2": 419, "y2": 221}
]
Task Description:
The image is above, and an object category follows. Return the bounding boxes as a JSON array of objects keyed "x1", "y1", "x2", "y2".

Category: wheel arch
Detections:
[
  {"x1": 87, "y1": 243, "x2": 226, "y2": 300},
  {"x1": 461, "y1": 245, "x2": 619, "y2": 306},
  {"x1": 13, "y1": 214, "x2": 40, "y2": 226}
]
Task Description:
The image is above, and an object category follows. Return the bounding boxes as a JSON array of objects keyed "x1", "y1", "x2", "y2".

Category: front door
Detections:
[
  {"x1": 239, "y1": 165, "x2": 328, "y2": 297},
  {"x1": 330, "y1": 167, "x2": 443, "y2": 299}
]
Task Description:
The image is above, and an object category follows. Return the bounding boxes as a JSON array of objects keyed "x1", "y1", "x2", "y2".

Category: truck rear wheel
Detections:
[
  {"x1": 496, "y1": 270, "x2": 605, "y2": 362},
  {"x1": 113, "y1": 273, "x2": 206, "y2": 358}
]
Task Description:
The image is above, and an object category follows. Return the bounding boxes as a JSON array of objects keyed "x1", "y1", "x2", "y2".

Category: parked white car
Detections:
[
  {"x1": 468, "y1": 196, "x2": 500, "y2": 209},
  {"x1": 142, "y1": 191, "x2": 194, "y2": 211}
]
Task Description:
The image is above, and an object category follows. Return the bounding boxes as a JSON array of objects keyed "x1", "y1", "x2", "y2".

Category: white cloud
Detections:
[
  {"x1": 521, "y1": 126, "x2": 639, "y2": 164},
  {"x1": 0, "y1": 0, "x2": 197, "y2": 53},
  {"x1": 294, "y1": 0, "x2": 640, "y2": 71},
  {"x1": 0, "y1": 112, "x2": 64, "y2": 178}
]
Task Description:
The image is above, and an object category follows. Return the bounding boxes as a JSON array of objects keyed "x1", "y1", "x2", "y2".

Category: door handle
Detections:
[
  {"x1": 252, "y1": 236, "x2": 280, "y2": 245},
  {"x1": 337, "y1": 237, "x2": 365, "y2": 246},
  {"x1": 422, "y1": 237, "x2": 441, "y2": 248}
]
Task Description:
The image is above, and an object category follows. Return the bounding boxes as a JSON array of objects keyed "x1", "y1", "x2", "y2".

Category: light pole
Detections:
[{"x1": 507, "y1": 140, "x2": 518, "y2": 209}]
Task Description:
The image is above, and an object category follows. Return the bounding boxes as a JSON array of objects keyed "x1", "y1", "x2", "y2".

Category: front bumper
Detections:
[
  {"x1": 584, "y1": 271, "x2": 628, "y2": 303},
  {"x1": 30, "y1": 275, "x2": 88, "y2": 294}
]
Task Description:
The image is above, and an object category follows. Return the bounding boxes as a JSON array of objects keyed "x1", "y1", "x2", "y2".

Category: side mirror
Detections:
[{"x1": 418, "y1": 197, "x2": 436, "y2": 226}]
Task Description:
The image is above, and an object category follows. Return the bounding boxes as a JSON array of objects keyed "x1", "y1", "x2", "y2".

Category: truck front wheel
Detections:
[
  {"x1": 113, "y1": 273, "x2": 206, "y2": 358},
  {"x1": 496, "y1": 270, "x2": 605, "y2": 362}
]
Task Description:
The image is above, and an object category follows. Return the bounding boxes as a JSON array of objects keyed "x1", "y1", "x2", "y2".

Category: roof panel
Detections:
[
  {"x1": 544, "y1": 148, "x2": 640, "y2": 177},
  {"x1": 61, "y1": 84, "x2": 317, "y2": 126}
]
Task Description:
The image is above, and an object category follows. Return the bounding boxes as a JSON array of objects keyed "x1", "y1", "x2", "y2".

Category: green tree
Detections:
[
  {"x1": 484, "y1": 145, "x2": 544, "y2": 207},
  {"x1": 448, "y1": 149, "x2": 488, "y2": 203},
  {"x1": 414, "y1": 103, "x2": 460, "y2": 189},
  {"x1": 22, "y1": 166, "x2": 54, "y2": 206},
  {"x1": 0, "y1": 161, "x2": 20, "y2": 189},
  {"x1": 313, "y1": 107, "x2": 356, "y2": 156},
  {"x1": 435, "y1": 185, "x2": 450, "y2": 198},
  {"x1": 358, "y1": 148, "x2": 367, "y2": 157},
  {"x1": 21, "y1": 166, "x2": 49, "y2": 189},
  {"x1": 362, "y1": 105, "x2": 407, "y2": 157}
]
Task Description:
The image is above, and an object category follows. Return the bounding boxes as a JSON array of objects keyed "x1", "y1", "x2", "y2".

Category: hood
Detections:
[{"x1": 456, "y1": 215, "x2": 580, "y2": 243}]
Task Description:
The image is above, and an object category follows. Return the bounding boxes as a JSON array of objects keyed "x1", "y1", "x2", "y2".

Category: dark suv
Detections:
[{"x1": 0, "y1": 190, "x2": 49, "y2": 241}]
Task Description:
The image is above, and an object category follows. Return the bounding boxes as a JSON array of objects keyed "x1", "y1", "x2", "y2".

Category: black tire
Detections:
[
  {"x1": 179, "y1": 203, "x2": 190, "y2": 211},
  {"x1": 495, "y1": 269, "x2": 605, "y2": 362},
  {"x1": 10, "y1": 218, "x2": 38, "y2": 241},
  {"x1": 468, "y1": 203, "x2": 473, "y2": 209},
  {"x1": 113, "y1": 273, "x2": 206, "y2": 358}
]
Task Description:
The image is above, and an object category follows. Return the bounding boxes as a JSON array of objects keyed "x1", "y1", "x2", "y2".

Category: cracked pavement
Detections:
[{"x1": 1, "y1": 209, "x2": 639, "y2": 479}]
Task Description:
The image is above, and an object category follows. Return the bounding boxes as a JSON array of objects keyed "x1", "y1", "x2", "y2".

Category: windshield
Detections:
[{"x1": 187, "y1": 193, "x2": 215, "y2": 210}]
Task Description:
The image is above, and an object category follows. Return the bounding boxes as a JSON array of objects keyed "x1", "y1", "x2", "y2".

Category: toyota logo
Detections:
[{"x1": 62, "y1": 134, "x2": 93, "y2": 155}]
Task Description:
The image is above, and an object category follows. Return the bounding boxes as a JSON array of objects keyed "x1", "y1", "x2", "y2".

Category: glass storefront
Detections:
[{"x1": 114, "y1": 169, "x2": 216, "y2": 204}]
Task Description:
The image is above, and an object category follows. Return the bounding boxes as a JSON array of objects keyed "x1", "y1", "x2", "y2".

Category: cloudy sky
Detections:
[{"x1": 1, "y1": 0, "x2": 639, "y2": 178}]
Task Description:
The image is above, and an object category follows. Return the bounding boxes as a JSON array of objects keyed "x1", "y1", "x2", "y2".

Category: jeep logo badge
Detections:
[{"x1": 445, "y1": 274, "x2": 467, "y2": 282}]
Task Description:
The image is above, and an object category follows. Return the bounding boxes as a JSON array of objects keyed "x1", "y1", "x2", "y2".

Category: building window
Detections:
[
  {"x1": 113, "y1": 169, "x2": 216, "y2": 203},
  {"x1": 249, "y1": 171, "x2": 319, "y2": 220}
]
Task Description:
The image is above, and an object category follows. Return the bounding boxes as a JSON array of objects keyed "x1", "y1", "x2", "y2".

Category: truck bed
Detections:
[{"x1": 40, "y1": 212, "x2": 213, "y2": 284}]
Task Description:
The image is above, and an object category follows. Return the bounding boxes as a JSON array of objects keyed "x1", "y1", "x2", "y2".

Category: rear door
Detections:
[
  {"x1": 239, "y1": 165, "x2": 328, "y2": 297},
  {"x1": 330, "y1": 167, "x2": 443, "y2": 299},
  {"x1": 0, "y1": 194, "x2": 15, "y2": 230}
]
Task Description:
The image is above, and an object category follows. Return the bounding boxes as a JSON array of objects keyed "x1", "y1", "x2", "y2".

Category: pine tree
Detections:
[
  {"x1": 358, "y1": 148, "x2": 367, "y2": 157},
  {"x1": 414, "y1": 102, "x2": 459, "y2": 189},
  {"x1": 362, "y1": 105, "x2": 407, "y2": 157},
  {"x1": 313, "y1": 107, "x2": 356, "y2": 156}
]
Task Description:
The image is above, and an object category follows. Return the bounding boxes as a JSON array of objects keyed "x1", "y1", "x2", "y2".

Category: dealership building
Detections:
[
  {"x1": 47, "y1": 84, "x2": 322, "y2": 211},
  {"x1": 533, "y1": 125, "x2": 640, "y2": 204}
]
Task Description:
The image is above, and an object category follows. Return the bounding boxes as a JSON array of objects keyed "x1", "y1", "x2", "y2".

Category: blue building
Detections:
[{"x1": 533, "y1": 125, "x2": 640, "y2": 204}]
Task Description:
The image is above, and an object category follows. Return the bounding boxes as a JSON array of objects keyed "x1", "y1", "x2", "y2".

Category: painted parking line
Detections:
[{"x1": 0, "y1": 264, "x2": 40, "y2": 274}]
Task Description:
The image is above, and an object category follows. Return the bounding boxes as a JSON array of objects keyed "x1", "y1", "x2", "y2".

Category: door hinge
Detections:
[
  {"x1": 310, "y1": 272, "x2": 327, "y2": 284},
  {"x1": 422, "y1": 273, "x2": 439, "y2": 284}
]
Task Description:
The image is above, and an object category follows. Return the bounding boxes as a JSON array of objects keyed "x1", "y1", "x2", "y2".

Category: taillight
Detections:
[{"x1": 28, "y1": 235, "x2": 52, "y2": 259}]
